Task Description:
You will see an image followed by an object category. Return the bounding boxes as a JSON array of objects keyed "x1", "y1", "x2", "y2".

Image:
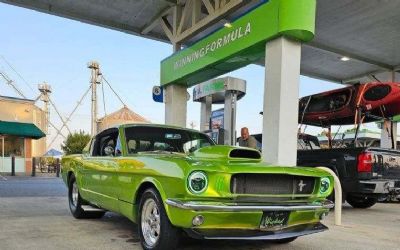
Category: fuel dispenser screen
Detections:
[{"x1": 210, "y1": 108, "x2": 224, "y2": 129}]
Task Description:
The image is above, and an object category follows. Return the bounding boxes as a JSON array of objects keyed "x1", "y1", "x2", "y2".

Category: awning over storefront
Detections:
[{"x1": 0, "y1": 121, "x2": 45, "y2": 139}]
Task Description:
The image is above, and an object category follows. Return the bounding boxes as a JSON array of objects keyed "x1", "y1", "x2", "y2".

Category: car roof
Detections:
[{"x1": 119, "y1": 123, "x2": 202, "y2": 134}]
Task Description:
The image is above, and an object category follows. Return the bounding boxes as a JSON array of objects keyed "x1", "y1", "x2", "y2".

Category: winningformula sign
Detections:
[{"x1": 160, "y1": 0, "x2": 316, "y2": 87}]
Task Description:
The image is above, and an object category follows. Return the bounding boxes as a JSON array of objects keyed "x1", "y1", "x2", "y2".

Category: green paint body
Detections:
[
  {"x1": 160, "y1": 0, "x2": 316, "y2": 86},
  {"x1": 62, "y1": 124, "x2": 332, "y2": 234}
]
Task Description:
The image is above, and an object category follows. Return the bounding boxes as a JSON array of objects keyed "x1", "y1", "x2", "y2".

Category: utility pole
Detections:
[
  {"x1": 38, "y1": 82, "x2": 52, "y2": 134},
  {"x1": 88, "y1": 61, "x2": 101, "y2": 136}
]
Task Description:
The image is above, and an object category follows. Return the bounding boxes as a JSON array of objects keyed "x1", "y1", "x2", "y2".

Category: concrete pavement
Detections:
[{"x1": 0, "y1": 176, "x2": 399, "y2": 250}]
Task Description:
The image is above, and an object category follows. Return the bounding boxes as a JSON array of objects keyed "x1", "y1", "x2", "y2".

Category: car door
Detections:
[
  {"x1": 115, "y1": 127, "x2": 152, "y2": 205},
  {"x1": 82, "y1": 128, "x2": 120, "y2": 212},
  {"x1": 78, "y1": 138, "x2": 96, "y2": 201}
]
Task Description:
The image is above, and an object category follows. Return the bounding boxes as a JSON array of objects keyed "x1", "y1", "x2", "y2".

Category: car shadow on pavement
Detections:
[
  {"x1": 103, "y1": 212, "x2": 275, "y2": 249},
  {"x1": 179, "y1": 237, "x2": 275, "y2": 250}
]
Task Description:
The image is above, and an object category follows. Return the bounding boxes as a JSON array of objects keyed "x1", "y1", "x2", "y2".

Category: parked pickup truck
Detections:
[{"x1": 250, "y1": 134, "x2": 400, "y2": 208}]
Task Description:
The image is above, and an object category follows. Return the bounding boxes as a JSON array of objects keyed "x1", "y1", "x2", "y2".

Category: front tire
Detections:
[
  {"x1": 346, "y1": 195, "x2": 377, "y2": 208},
  {"x1": 68, "y1": 174, "x2": 105, "y2": 219},
  {"x1": 138, "y1": 188, "x2": 180, "y2": 250}
]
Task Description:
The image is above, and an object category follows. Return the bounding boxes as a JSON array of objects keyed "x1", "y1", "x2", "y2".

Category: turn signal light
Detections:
[{"x1": 357, "y1": 152, "x2": 373, "y2": 172}]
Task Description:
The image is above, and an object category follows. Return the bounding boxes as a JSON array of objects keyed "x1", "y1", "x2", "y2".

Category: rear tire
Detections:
[
  {"x1": 68, "y1": 174, "x2": 105, "y2": 219},
  {"x1": 138, "y1": 188, "x2": 180, "y2": 250},
  {"x1": 346, "y1": 195, "x2": 377, "y2": 208}
]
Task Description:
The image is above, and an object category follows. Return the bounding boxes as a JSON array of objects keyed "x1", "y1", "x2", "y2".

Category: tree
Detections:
[{"x1": 61, "y1": 130, "x2": 91, "y2": 155}]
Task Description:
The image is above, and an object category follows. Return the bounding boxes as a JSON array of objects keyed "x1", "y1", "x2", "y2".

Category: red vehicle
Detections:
[{"x1": 299, "y1": 82, "x2": 400, "y2": 126}]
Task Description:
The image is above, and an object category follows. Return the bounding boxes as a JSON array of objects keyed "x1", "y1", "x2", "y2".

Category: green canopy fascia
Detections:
[
  {"x1": 160, "y1": 0, "x2": 316, "y2": 87},
  {"x1": 0, "y1": 121, "x2": 46, "y2": 139}
]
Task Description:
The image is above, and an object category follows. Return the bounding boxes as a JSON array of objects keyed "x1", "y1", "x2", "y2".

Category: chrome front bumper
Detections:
[
  {"x1": 185, "y1": 223, "x2": 329, "y2": 240},
  {"x1": 166, "y1": 199, "x2": 334, "y2": 212}
]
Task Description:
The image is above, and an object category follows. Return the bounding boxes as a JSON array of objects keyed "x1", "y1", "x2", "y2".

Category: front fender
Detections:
[
  {"x1": 134, "y1": 177, "x2": 179, "y2": 222},
  {"x1": 136, "y1": 177, "x2": 168, "y2": 203}
]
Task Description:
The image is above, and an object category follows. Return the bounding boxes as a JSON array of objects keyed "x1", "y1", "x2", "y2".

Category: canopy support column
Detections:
[
  {"x1": 165, "y1": 43, "x2": 187, "y2": 127},
  {"x1": 164, "y1": 84, "x2": 187, "y2": 127},
  {"x1": 224, "y1": 91, "x2": 237, "y2": 145},
  {"x1": 262, "y1": 37, "x2": 301, "y2": 165},
  {"x1": 381, "y1": 120, "x2": 397, "y2": 149},
  {"x1": 200, "y1": 96, "x2": 212, "y2": 131},
  {"x1": 381, "y1": 71, "x2": 397, "y2": 149},
  {"x1": 391, "y1": 122, "x2": 397, "y2": 149}
]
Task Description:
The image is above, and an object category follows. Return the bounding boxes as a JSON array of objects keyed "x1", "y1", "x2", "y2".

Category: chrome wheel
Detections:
[
  {"x1": 141, "y1": 199, "x2": 160, "y2": 247},
  {"x1": 71, "y1": 181, "x2": 79, "y2": 207}
]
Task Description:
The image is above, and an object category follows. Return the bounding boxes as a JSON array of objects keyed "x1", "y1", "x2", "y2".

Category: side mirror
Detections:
[{"x1": 104, "y1": 146, "x2": 115, "y2": 156}]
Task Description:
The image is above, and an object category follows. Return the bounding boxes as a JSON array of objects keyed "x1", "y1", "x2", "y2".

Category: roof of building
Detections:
[
  {"x1": 0, "y1": 120, "x2": 45, "y2": 139},
  {"x1": 98, "y1": 106, "x2": 151, "y2": 124},
  {"x1": 0, "y1": 95, "x2": 35, "y2": 103}
]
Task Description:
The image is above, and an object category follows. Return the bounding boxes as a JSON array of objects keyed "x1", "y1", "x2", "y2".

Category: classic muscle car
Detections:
[{"x1": 61, "y1": 124, "x2": 334, "y2": 250}]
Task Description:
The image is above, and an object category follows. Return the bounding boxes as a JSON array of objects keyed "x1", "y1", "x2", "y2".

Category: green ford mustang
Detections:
[{"x1": 61, "y1": 124, "x2": 334, "y2": 250}]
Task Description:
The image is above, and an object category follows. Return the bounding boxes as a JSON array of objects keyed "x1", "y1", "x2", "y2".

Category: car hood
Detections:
[
  {"x1": 130, "y1": 145, "x2": 329, "y2": 178},
  {"x1": 188, "y1": 145, "x2": 329, "y2": 178}
]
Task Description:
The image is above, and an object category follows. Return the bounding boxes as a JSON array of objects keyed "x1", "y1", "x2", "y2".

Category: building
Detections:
[
  {"x1": 0, "y1": 96, "x2": 46, "y2": 174},
  {"x1": 97, "y1": 106, "x2": 150, "y2": 132}
]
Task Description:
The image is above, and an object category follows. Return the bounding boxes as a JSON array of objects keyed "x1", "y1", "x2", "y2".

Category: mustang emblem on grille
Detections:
[{"x1": 298, "y1": 180, "x2": 307, "y2": 192}]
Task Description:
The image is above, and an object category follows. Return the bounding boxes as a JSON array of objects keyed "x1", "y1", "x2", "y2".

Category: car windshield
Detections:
[{"x1": 124, "y1": 126, "x2": 215, "y2": 154}]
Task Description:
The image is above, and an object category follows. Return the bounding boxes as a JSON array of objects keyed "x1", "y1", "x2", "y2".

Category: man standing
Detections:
[{"x1": 238, "y1": 127, "x2": 257, "y2": 149}]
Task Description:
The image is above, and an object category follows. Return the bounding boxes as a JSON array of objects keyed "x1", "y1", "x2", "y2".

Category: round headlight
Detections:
[
  {"x1": 188, "y1": 171, "x2": 208, "y2": 194},
  {"x1": 320, "y1": 177, "x2": 330, "y2": 194}
]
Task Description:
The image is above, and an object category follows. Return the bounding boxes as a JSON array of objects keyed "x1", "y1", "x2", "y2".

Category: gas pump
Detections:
[
  {"x1": 193, "y1": 77, "x2": 246, "y2": 145},
  {"x1": 204, "y1": 108, "x2": 225, "y2": 144}
]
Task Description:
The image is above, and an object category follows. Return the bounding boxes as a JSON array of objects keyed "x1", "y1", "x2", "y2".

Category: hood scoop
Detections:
[
  {"x1": 192, "y1": 145, "x2": 261, "y2": 161},
  {"x1": 229, "y1": 149, "x2": 261, "y2": 159}
]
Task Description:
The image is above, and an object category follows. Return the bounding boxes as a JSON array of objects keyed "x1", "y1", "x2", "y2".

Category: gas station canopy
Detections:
[{"x1": 1, "y1": 0, "x2": 399, "y2": 84}]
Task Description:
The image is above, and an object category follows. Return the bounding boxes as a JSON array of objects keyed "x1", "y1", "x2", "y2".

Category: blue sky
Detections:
[{"x1": 0, "y1": 3, "x2": 364, "y2": 149}]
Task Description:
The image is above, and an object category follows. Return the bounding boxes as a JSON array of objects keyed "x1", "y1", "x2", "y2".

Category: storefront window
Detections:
[{"x1": 3, "y1": 136, "x2": 24, "y2": 157}]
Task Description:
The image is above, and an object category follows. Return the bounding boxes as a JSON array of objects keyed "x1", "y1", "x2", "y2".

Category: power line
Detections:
[
  {"x1": 101, "y1": 75, "x2": 127, "y2": 107},
  {"x1": 48, "y1": 121, "x2": 67, "y2": 140},
  {"x1": 49, "y1": 98, "x2": 72, "y2": 134},
  {"x1": 47, "y1": 84, "x2": 92, "y2": 150},
  {"x1": 101, "y1": 77, "x2": 107, "y2": 116},
  {"x1": 0, "y1": 55, "x2": 35, "y2": 93},
  {"x1": 0, "y1": 71, "x2": 27, "y2": 98}
]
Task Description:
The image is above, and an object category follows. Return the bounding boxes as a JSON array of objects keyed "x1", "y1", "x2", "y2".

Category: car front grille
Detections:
[{"x1": 230, "y1": 174, "x2": 315, "y2": 195}]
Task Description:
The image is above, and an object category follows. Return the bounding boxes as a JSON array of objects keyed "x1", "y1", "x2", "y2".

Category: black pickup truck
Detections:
[{"x1": 251, "y1": 134, "x2": 400, "y2": 208}]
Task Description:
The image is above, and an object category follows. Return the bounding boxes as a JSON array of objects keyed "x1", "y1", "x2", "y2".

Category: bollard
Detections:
[
  {"x1": 11, "y1": 155, "x2": 15, "y2": 176},
  {"x1": 31, "y1": 157, "x2": 36, "y2": 177},
  {"x1": 317, "y1": 166, "x2": 342, "y2": 226},
  {"x1": 56, "y1": 158, "x2": 60, "y2": 178}
]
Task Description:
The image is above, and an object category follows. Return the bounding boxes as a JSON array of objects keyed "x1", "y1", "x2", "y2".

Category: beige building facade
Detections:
[{"x1": 0, "y1": 96, "x2": 46, "y2": 174}]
